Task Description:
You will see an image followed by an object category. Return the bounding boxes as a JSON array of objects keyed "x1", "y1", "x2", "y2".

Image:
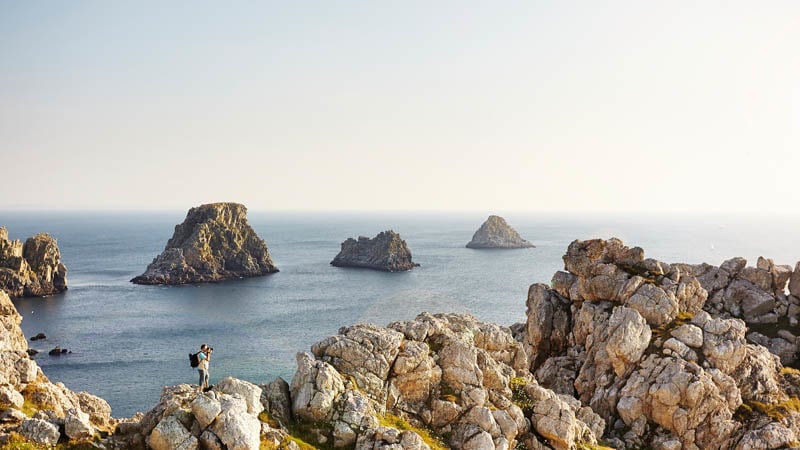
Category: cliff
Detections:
[
  {"x1": 0, "y1": 227, "x2": 67, "y2": 298},
  {"x1": 331, "y1": 230, "x2": 419, "y2": 272},
  {"x1": 0, "y1": 290, "x2": 115, "y2": 447},
  {"x1": 466, "y1": 215, "x2": 534, "y2": 249},
  {"x1": 131, "y1": 203, "x2": 278, "y2": 285}
]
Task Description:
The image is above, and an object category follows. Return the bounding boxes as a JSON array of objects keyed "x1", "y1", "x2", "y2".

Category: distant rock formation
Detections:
[
  {"x1": 0, "y1": 227, "x2": 67, "y2": 298},
  {"x1": 331, "y1": 230, "x2": 419, "y2": 272},
  {"x1": 466, "y1": 215, "x2": 534, "y2": 249},
  {"x1": 131, "y1": 203, "x2": 278, "y2": 285}
]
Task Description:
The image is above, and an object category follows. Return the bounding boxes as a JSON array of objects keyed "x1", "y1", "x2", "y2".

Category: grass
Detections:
[
  {"x1": 576, "y1": 442, "x2": 616, "y2": 450},
  {"x1": 745, "y1": 397, "x2": 800, "y2": 421},
  {"x1": 5, "y1": 432, "x2": 101, "y2": 450},
  {"x1": 259, "y1": 410, "x2": 281, "y2": 429},
  {"x1": 510, "y1": 377, "x2": 535, "y2": 417},
  {"x1": 781, "y1": 367, "x2": 800, "y2": 376},
  {"x1": 378, "y1": 413, "x2": 448, "y2": 450}
]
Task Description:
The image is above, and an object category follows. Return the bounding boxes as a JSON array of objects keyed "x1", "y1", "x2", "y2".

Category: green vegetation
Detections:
[
  {"x1": 4, "y1": 432, "x2": 100, "y2": 450},
  {"x1": 746, "y1": 397, "x2": 800, "y2": 421},
  {"x1": 510, "y1": 377, "x2": 535, "y2": 417},
  {"x1": 576, "y1": 442, "x2": 616, "y2": 450},
  {"x1": 378, "y1": 413, "x2": 449, "y2": 450},
  {"x1": 780, "y1": 366, "x2": 800, "y2": 376},
  {"x1": 258, "y1": 410, "x2": 281, "y2": 428}
]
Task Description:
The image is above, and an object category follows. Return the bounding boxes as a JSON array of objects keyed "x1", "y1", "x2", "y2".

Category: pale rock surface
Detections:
[
  {"x1": 19, "y1": 417, "x2": 61, "y2": 446},
  {"x1": 64, "y1": 407, "x2": 94, "y2": 440}
]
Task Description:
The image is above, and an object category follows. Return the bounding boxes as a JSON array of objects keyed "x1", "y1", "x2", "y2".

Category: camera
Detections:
[{"x1": 208, "y1": 347, "x2": 214, "y2": 352}]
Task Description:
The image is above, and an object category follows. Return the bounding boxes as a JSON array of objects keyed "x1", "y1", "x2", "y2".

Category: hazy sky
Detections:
[{"x1": 1, "y1": 2, "x2": 798, "y2": 212}]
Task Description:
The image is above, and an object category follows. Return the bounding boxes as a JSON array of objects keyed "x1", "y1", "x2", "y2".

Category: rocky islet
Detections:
[
  {"x1": 0, "y1": 227, "x2": 67, "y2": 298},
  {"x1": 331, "y1": 230, "x2": 419, "y2": 272},
  {"x1": 131, "y1": 202, "x2": 279, "y2": 285},
  {"x1": 466, "y1": 215, "x2": 534, "y2": 249}
]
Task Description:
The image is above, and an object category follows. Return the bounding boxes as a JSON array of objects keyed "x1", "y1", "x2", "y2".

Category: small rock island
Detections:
[
  {"x1": 131, "y1": 202, "x2": 278, "y2": 285},
  {"x1": 331, "y1": 230, "x2": 419, "y2": 272},
  {"x1": 466, "y1": 215, "x2": 534, "y2": 249},
  {"x1": 0, "y1": 227, "x2": 68, "y2": 297}
]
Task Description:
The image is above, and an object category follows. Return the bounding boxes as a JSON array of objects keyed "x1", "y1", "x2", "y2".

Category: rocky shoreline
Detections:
[{"x1": 3, "y1": 237, "x2": 800, "y2": 449}]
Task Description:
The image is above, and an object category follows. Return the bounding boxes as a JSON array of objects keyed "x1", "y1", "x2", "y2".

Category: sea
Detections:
[{"x1": 2, "y1": 210, "x2": 799, "y2": 418}]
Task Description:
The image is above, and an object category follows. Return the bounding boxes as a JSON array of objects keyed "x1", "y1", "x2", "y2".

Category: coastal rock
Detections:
[
  {"x1": 19, "y1": 417, "x2": 61, "y2": 446},
  {"x1": 466, "y1": 215, "x2": 534, "y2": 249},
  {"x1": 0, "y1": 227, "x2": 67, "y2": 298},
  {"x1": 331, "y1": 230, "x2": 419, "y2": 272},
  {"x1": 64, "y1": 407, "x2": 94, "y2": 440},
  {"x1": 131, "y1": 203, "x2": 278, "y2": 285}
]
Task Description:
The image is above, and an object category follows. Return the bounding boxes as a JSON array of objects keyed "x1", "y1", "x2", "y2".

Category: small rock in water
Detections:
[{"x1": 30, "y1": 333, "x2": 46, "y2": 341}]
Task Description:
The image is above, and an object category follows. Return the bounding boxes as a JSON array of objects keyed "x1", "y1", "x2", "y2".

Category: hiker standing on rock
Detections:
[{"x1": 198, "y1": 344, "x2": 212, "y2": 392}]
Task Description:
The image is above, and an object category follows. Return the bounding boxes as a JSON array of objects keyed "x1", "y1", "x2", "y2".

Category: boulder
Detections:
[
  {"x1": 466, "y1": 215, "x2": 534, "y2": 249},
  {"x1": 19, "y1": 417, "x2": 61, "y2": 446},
  {"x1": 331, "y1": 230, "x2": 419, "y2": 272},
  {"x1": 147, "y1": 414, "x2": 197, "y2": 450},
  {"x1": 209, "y1": 394, "x2": 261, "y2": 450},
  {"x1": 131, "y1": 203, "x2": 278, "y2": 285},
  {"x1": 214, "y1": 377, "x2": 262, "y2": 415},
  {"x1": 0, "y1": 227, "x2": 68, "y2": 298},
  {"x1": 64, "y1": 407, "x2": 94, "y2": 440}
]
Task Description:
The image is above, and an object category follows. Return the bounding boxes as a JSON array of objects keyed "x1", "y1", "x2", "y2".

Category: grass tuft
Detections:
[{"x1": 378, "y1": 413, "x2": 448, "y2": 450}]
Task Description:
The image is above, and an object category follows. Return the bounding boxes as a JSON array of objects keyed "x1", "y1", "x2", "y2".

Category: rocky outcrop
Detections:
[
  {"x1": 283, "y1": 313, "x2": 601, "y2": 450},
  {"x1": 131, "y1": 203, "x2": 278, "y2": 285},
  {"x1": 0, "y1": 290, "x2": 115, "y2": 447},
  {"x1": 0, "y1": 227, "x2": 67, "y2": 298},
  {"x1": 522, "y1": 238, "x2": 800, "y2": 450},
  {"x1": 331, "y1": 231, "x2": 419, "y2": 272},
  {"x1": 466, "y1": 216, "x2": 534, "y2": 249}
]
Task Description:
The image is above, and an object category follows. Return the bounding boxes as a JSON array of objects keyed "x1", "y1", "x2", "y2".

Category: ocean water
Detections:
[{"x1": 2, "y1": 210, "x2": 800, "y2": 417}]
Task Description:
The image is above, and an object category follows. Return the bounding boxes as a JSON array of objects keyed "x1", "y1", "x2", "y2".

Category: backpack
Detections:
[{"x1": 189, "y1": 352, "x2": 200, "y2": 368}]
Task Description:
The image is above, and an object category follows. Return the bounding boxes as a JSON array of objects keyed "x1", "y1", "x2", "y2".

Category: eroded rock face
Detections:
[
  {"x1": 466, "y1": 215, "x2": 534, "y2": 249},
  {"x1": 331, "y1": 230, "x2": 419, "y2": 272},
  {"x1": 0, "y1": 227, "x2": 67, "y2": 298},
  {"x1": 521, "y1": 238, "x2": 800, "y2": 450},
  {"x1": 0, "y1": 290, "x2": 115, "y2": 447},
  {"x1": 131, "y1": 203, "x2": 278, "y2": 285},
  {"x1": 284, "y1": 312, "x2": 598, "y2": 450}
]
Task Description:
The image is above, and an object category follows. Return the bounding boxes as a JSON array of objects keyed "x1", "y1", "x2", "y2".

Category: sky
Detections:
[{"x1": 1, "y1": 1, "x2": 798, "y2": 213}]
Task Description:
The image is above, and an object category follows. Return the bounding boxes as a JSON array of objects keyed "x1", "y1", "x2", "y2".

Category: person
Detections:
[{"x1": 197, "y1": 344, "x2": 212, "y2": 392}]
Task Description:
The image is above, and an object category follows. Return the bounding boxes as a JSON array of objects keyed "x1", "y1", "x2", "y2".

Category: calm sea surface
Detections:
[{"x1": 1, "y1": 211, "x2": 799, "y2": 417}]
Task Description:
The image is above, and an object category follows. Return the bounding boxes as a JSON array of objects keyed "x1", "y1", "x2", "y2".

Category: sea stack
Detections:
[
  {"x1": 131, "y1": 202, "x2": 278, "y2": 285},
  {"x1": 0, "y1": 227, "x2": 68, "y2": 298},
  {"x1": 331, "y1": 230, "x2": 419, "y2": 272},
  {"x1": 466, "y1": 215, "x2": 534, "y2": 249}
]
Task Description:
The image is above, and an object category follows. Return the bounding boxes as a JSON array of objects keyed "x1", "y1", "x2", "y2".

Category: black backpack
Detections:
[{"x1": 189, "y1": 352, "x2": 200, "y2": 368}]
